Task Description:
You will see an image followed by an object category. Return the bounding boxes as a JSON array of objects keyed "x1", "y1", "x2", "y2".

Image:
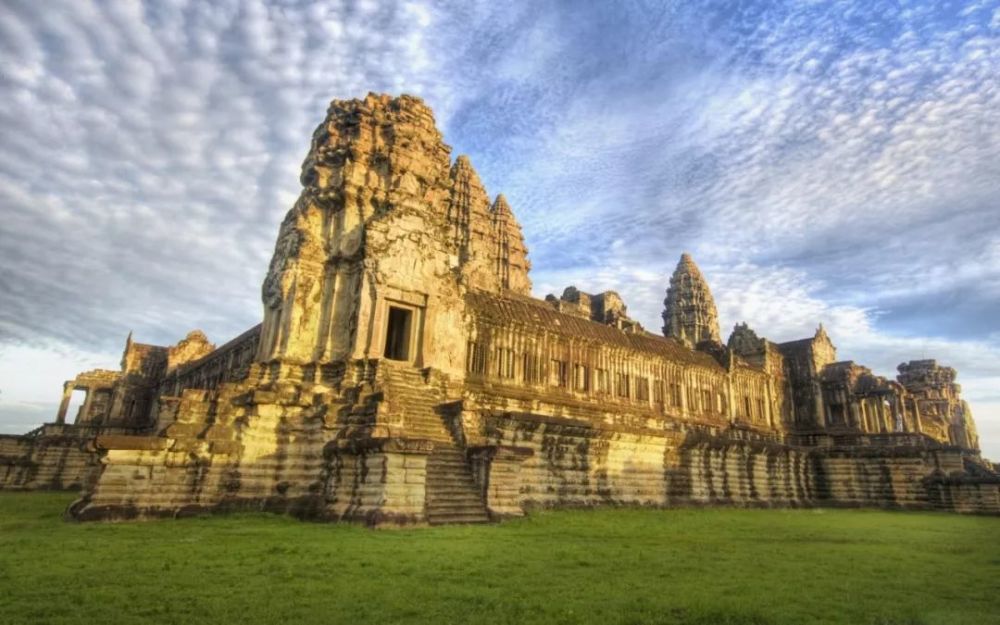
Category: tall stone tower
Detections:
[
  {"x1": 255, "y1": 93, "x2": 531, "y2": 376},
  {"x1": 445, "y1": 158, "x2": 531, "y2": 295},
  {"x1": 662, "y1": 253, "x2": 721, "y2": 348},
  {"x1": 491, "y1": 194, "x2": 532, "y2": 294},
  {"x1": 255, "y1": 93, "x2": 468, "y2": 375},
  {"x1": 447, "y1": 155, "x2": 494, "y2": 292}
]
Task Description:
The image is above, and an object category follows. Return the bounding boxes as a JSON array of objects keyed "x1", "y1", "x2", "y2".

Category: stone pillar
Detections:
[
  {"x1": 680, "y1": 372, "x2": 689, "y2": 417},
  {"x1": 725, "y1": 375, "x2": 735, "y2": 421},
  {"x1": 879, "y1": 398, "x2": 891, "y2": 433},
  {"x1": 911, "y1": 397, "x2": 923, "y2": 434},
  {"x1": 55, "y1": 383, "x2": 73, "y2": 425},
  {"x1": 813, "y1": 381, "x2": 826, "y2": 428},
  {"x1": 765, "y1": 381, "x2": 776, "y2": 428},
  {"x1": 78, "y1": 388, "x2": 93, "y2": 424}
]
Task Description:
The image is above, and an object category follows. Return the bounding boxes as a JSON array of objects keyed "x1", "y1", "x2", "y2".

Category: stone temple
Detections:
[{"x1": 1, "y1": 93, "x2": 997, "y2": 523}]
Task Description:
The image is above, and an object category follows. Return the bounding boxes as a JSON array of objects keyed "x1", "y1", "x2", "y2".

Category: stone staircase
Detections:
[
  {"x1": 425, "y1": 445, "x2": 490, "y2": 525},
  {"x1": 378, "y1": 363, "x2": 490, "y2": 525}
]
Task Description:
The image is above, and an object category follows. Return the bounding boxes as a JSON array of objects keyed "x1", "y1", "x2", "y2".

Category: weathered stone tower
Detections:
[
  {"x1": 662, "y1": 253, "x2": 721, "y2": 348},
  {"x1": 255, "y1": 94, "x2": 470, "y2": 375},
  {"x1": 445, "y1": 158, "x2": 531, "y2": 295},
  {"x1": 897, "y1": 360, "x2": 979, "y2": 449},
  {"x1": 490, "y1": 194, "x2": 532, "y2": 294}
]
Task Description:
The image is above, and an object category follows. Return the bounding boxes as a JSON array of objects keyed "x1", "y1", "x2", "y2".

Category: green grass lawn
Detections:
[{"x1": 0, "y1": 493, "x2": 997, "y2": 625}]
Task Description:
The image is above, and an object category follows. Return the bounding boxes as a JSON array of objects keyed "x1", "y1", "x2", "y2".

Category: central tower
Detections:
[
  {"x1": 255, "y1": 93, "x2": 466, "y2": 374},
  {"x1": 661, "y1": 253, "x2": 721, "y2": 348},
  {"x1": 254, "y1": 93, "x2": 531, "y2": 378}
]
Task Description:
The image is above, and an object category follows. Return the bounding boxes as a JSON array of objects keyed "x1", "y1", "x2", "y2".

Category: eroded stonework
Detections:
[{"x1": 2, "y1": 93, "x2": 997, "y2": 521}]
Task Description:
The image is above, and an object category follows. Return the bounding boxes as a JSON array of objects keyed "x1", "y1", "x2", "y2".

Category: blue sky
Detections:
[{"x1": 1, "y1": 0, "x2": 999, "y2": 456}]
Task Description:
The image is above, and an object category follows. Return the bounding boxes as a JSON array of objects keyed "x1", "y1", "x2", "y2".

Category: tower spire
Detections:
[
  {"x1": 490, "y1": 194, "x2": 532, "y2": 295},
  {"x1": 662, "y1": 253, "x2": 721, "y2": 348}
]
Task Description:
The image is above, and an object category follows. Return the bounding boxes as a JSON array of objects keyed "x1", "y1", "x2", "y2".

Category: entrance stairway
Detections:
[
  {"x1": 378, "y1": 364, "x2": 490, "y2": 525},
  {"x1": 425, "y1": 446, "x2": 490, "y2": 525}
]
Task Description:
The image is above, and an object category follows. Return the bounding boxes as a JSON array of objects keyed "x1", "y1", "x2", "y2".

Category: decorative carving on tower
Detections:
[
  {"x1": 662, "y1": 253, "x2": 721, "y2": 348},
  {"x1": 447, "y1": 155, "x2": 501, "y2": 292},
  {"x1": 491, "y1": 194, "x2": 532, "y2": 295}
]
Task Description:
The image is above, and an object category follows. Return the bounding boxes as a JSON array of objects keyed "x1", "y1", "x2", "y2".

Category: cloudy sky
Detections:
[{"x1": 1, "y1": 0, "x2": 998, "y2": 456}]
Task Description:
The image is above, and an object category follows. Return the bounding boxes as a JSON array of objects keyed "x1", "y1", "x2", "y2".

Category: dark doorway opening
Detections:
[{"x1": 384, "y1": 306, "x2": 413, "y2": 361}]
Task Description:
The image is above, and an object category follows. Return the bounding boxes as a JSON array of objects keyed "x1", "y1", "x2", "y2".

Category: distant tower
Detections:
[{"x1": 662, "y1": 253, "x2": 721, "y2": 348}]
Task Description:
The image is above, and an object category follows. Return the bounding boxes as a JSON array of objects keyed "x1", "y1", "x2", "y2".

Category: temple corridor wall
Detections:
[
  {"x1": 473, "y1": 414, "x2": 1000, "y2": 515},
  {"x1": 464, "y1": 291, "x2": 779, "y2": 432},
  {"x1": 1, "y1": 426, "x2": 108, "y2": 490}
]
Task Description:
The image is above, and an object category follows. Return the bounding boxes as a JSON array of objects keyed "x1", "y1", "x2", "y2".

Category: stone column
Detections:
[
  {"x1": 725, "y1": 375, "x2": 735, "y2": 421},
  {"x1": 680, "y1": 371, "x2": 690, "y2": 417},
  {"x1": 813, "y1": 381, "x2": 826, "y2": 428},
  {"x1": 765, "y1": 380, "x2": 776, "y2": 429},
  {"x1": 78, "y1": 388, "x2": 93, "y2": 424},
  {"x1": 911, "y1": 397, "x2": 923, "y2": 434},
  {"x1": 55, "y1": 383, "x2": 73, "y2": 425}
]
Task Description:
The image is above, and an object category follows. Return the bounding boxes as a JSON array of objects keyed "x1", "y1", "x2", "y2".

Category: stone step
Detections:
[
  {"x1": 425, "y1": 471, "x2": 475, "y2": 481},
  {"x1": 427, "y1": 498, "x2": 486, "y2": 508},
  {"x1": 426, "y1": 482, "x2": 480, "y2": 492},
  {"x1": 426, "y1": 480, "x2": 481, "y2": 491},
  {"x1": 427, "y1": 513, "x2": 490, "y2": 525},
  {"x1": 427, "y1": 500, "x2": 487, "y2": 511},
  {"x1": 426, "y1": 455, "x2": 469, "y2": 466},
  {"x1": 426, "y1": 472, "x2": 477, "y2": 481},
  {"x1": 424, "y1": 442, "x2": 490, "y2": 525}
]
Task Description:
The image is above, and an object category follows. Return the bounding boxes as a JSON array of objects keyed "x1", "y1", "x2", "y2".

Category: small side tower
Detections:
[
  {"x1": 447, "y1": 155, "x2": 497, "y2": 291},
  {"x1": 491, "y1": 194, "x2": 532, "y2": 295},
  {"x1": 662, "y1": 253, "x2": 721, "y2": 348}
]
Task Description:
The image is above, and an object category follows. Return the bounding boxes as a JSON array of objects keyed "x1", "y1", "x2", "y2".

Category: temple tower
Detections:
[
  {"x1": 491, "y1": 194, "x2": 532, "y2": 295},
  {"x1": 255, "y1": 93, "x2": 468, "y2": 375},
  {"x1": 447, "y1": 155, "x2": 501, "y2": 292},
  {"x1": 662, "y1": 253, "x2": 721, "y2": 348}
]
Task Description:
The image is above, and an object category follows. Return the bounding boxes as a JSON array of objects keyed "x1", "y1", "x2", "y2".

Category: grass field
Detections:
[{"x1": 0, "y1": 493, "x2": 997, "y2": 625}]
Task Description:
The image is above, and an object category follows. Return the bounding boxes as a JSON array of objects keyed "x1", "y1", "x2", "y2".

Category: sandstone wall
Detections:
[
  {"x1": 0, "y1": 427, "x2": 102, "y2": 491},
  {"x1": 473, "y1": 414, "x2": 1000, "y2": 516},
  {"x1": 70, "y1": 362, "x2": 443, "y2": 525},
  {"x1": 478, "y1": 414, "x2": 815, "y2": 511}
]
